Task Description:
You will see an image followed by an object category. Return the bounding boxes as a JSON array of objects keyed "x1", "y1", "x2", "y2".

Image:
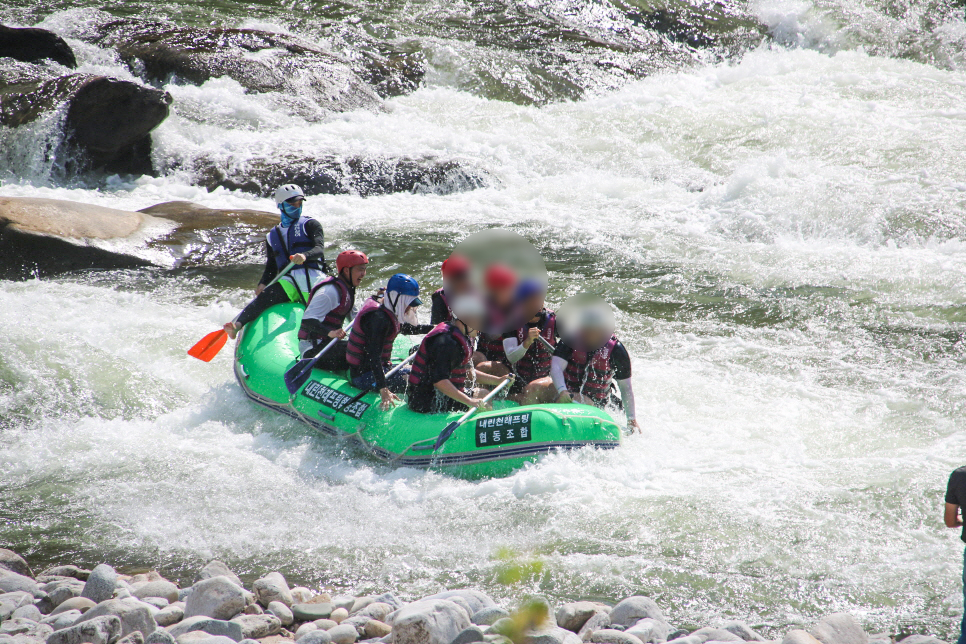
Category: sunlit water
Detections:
[{"x1": 2, "y1": 0, "x2": 966, "y2": 636}]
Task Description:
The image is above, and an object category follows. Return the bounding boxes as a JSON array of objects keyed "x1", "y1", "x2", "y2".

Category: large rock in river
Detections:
[
  {"x1": 86, "y1": 20, "x2": 381, "y2": 118},
  {"x1": 0, "y1": 197, "x2": 158, "y2": 280},
  {"x1": 182, "y1": 153, "x2": 491, "y2": 198},
  {"x1": 0, "y1": 549, "x2": 33, "y2": 579},
  {"x1": 0, "y1": 24, "x2": 76, "y2": 68},
  {"x1": 0, "y1": 63, "x2": 171, "y2": 174}
]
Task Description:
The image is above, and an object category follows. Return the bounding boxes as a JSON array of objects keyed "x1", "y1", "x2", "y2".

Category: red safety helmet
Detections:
[
  {"x1": 441, "y1": 254, "x2": 471, "y2": 278},
  {"x1": 336, "y1": 250, "x2": 369, "y2": 274},
  {"x1": 484, "y1": 263, "x2": 517, "y2": 290}
]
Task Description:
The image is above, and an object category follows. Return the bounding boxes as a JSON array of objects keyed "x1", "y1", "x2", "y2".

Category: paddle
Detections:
[
  {"x1": 433, "y1": 375, "x2": 515, "y2": 451},
  {"x1": 536, "y1": 334, "x2": 555, "y2": 352},
  {"x1": 338, "y1": 352, "x2": 418, "y2": 413},
  {"x1": 188, "y1": 260, "x2": 297, "y2": 362},
  {"x1": 284, "y1": 313, "x2": 358, "y2": 395}
]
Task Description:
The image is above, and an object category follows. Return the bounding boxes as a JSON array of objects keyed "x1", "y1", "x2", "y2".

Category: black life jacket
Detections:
[
  {"x1": 408, "y1": 322, "x2": 473, "y2": 389},
  {"x1": 298, "y1": 276, "x2": 355, "y2": 340}
]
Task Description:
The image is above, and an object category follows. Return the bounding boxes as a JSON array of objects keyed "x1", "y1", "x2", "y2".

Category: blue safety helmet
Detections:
[{"x1": 387, "y1": 273, "x2": 422, "y2": 305}]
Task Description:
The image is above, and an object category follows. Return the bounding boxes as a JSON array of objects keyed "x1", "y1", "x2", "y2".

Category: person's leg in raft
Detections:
[{"x1": 225, "y1": 283, "x2": 290, "y2": 339}]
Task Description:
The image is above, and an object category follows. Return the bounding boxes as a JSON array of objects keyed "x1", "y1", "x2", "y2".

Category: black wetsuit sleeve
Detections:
[
  {"x1": 361, "y1": 313, "x2": 392, "y2": 390},
  {"x1": 430, "y1": 292, "x2": 449, "y2": 325},
  {"x1": 303, "y1": 219, "x2": 327, "y2": 268},
  {"x1": 611, "y1": 341, "x2": 632, "y2": 380},
  {"x1": 553, "y1": 342, "x2": 575, "y2": 361},
  {"x1": 259, "y1": 241, "x2": 277, "y2": 286},
  {"x1": 429, "y1": 335, "x2": 464, "y2": 384},
  {"x1": 401, "y1": 323, "x2": 435, "y2": 335}
]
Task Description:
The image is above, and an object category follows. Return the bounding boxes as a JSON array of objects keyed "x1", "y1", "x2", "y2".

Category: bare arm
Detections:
[
  {"x1": 472, "y1": 368, "x2": 508, "y2": 386},
  {"x1": 434, "y1": 379, "x2": 477, "y2": 408},
  {"x1": 946, "y1": 503, "x2": 962, "y2": 528}
]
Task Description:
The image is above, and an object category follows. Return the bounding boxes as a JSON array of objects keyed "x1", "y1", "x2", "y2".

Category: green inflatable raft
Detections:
[{"x1": 233, "y1": 303, "x2": 623, "y2": 479}]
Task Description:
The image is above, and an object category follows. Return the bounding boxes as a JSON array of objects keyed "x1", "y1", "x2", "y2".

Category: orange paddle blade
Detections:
[{"x1": 187, "y1": 329, "x2": 228, "y2": 362}]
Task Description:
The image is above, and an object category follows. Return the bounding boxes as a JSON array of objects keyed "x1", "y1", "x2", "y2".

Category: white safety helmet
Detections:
[{"x1": 274, "y1": 184, "x2": 305, "y2": 205}]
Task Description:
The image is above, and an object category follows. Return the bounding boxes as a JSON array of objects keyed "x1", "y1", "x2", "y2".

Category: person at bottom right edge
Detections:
[
  {"x1": 945, "y1": 465, "x2": 966, "y2": 644},
  {"x1": 549, "y1": 314, "x2": 641, "y2": 433}
]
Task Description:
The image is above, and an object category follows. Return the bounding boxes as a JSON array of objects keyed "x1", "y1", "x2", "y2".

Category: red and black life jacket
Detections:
[
  {"x1": 433, "y1": 288, "x2": 453, "y2": 322},
  {"x1": 477, "y1": 333, "x2": 509, "y2": 366},
  {"x1": 345, "y1": 298, "x2": 400, "y2": 369},
  {"x1": 564, "y1": 335, "x2": 618, "y2": 405},
  {"x1": 512, "y1": 311, "x2": 556, "y2": 383},
  {"x1": 298, "y1": 276, "x2": 355, "y2": 340},
  {"x1": 409, "y1": 322, "x2": 473, "y2": 389}
]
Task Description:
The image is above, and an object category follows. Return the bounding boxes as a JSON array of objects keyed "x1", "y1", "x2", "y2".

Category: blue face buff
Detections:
[{"x1": 279, "y1": 201, "x2": 302, "y2": 227}]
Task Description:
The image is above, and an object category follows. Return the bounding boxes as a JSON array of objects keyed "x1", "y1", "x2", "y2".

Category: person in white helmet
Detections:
[{"x1": 224, "y1": 184, "x2": 328, "y2": 339}]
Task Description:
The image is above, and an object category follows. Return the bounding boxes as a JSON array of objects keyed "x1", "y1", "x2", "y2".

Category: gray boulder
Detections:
[
  {"x1": 47, "y1": 581, "x2": 86, "y2": 609},
  {"x1": 252, "y1": 574, "x2": 292, "y2": 609},
  {"x1": 73, "y1": 600, "x2": 156, "y2": 638},
  {"x1": 578, "y1": 614, "x2": 612, "y2": 641},
  {"x1": 50, "y1": 598, "x2": 96, "y2": 616},
  {"x1": 13, "y1": 604, "x2": 42, "y2": 622},
  {"x1": 81, "y1": 566, "x2": 118, "y2": 605},
  {"x1": 0, "y1": 571, "x2": 40, "y2": 597},
  {"x1": 297, "y1": 631, "x2": 332, "y2": 644},
  {"x1": 145, "y1": 630, "x2": 177, "y2": 644},
  {"x1": 1, "y1": 619, "x2": 52, "y2": 639},
  {"x1": 898, "y1": 637, "x2": 945, "y2": 644},
  {"x1": 229, "y1": 615, "x2": 280, "y2": 639},
  {"x1": 809, "y1": 615, "x2": 868, "y2": 644},
  {"x1": 327, "y1": 624, "x2": 358, "y2": 644},
  {"x1": 265, "y1": 602, "x2": 293, "y2": 627},
  {"x1": 391, "y1": 599, "x2": 471, "y2": 644},
  {"x1": 417, "y1": 591, "x2": 494, "y2": 616},
  {"x1": 41, "y1": 609, "x2": 82, "y2": 631},
  {"x1": 183, "y1": 577, "x2": 250, "y2": 620},
  {"x1": 134, "y1": 583, "x2": 179, "y2": 604},
  {"x1": 0, "y1": 551, "x2": 33, "y2": 579},
  {"x1": 293, "y1": 604, "x2": 333, "y2": 621},
  {"x1": 331, "y1": 597, "x2": 356, "y2": 613},
  {"x1": 557, "y1": 604, "x2": 609, "y2": 634},
  {"x1": 154, "y1": 603, "x2": 183, "y2": 628},
  {"x1": 690, "y1": 630, "x2": 743, "y2": 643},
  {"x1": 168, "y1": 616, "x2": 242, "y2": 641},
  {"x1": 783, "y1": 632, "x2": 823, "y2": 644},
  {"x1": 354, "y1": 602, "x2": 393, "y2": 622},
  {"x1": 470, "y1": 607, "x2": 509, "y2": 626},
  {"x1": 117, "y1": 633, "x2": 145, "y2": 644},
  {"x1": 721, "y1": 624, "x2": 764, "y2": 642},
  {"x1": 194, "y1": 563, "x2": 242, "y2": 589},
  {"x1": 525, "y1": 626, "x2": 583, "y2": 644},
  {"x1": 450, "y1": 626, "x2": 485, "y2": 644},
  {"x1": 294, "y1": 623, "x2": 319, "y2": 640},
  {"x1": 625, "y1": 619, "x2": 668, "y2": 644},
  {"x1": 607, "y1": 599, "x2": 663, "y2": 629},
  {"x1": 45, "y1": 616, "x2": 119, "y2": 644},
  {"x1": 38, "y1": 569, "x2": 89, "y2": 583},
  {"x1": 591, "y1": 631, "x2": 644, "y2": 644}
]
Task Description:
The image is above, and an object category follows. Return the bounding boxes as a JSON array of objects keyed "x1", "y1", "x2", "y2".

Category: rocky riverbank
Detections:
[{"x1": 0, "y1": 550, "x2": 949, "y2": 644}]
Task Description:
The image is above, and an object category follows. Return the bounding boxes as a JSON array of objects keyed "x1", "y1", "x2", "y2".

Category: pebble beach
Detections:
[{"x1": 0, "y1": 550, "x2": 949, "y2": 644}]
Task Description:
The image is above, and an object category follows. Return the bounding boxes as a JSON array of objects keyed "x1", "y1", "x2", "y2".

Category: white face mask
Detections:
[{"x1": 387, "y1": 291, "x2": 419, "y2": 325}]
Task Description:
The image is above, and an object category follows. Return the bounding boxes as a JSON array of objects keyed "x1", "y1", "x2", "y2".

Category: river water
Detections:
[{"x1": 2, "y1": 0, "x2": 966, "y2": 636}]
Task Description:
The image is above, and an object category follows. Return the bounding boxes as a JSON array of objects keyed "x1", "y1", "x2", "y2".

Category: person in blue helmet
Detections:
[
  {"x1": 345, "y1": 273, "x2": 434, "y2": 410},
  {"x1": 224, "y1": 184, "x2": 327, "y2": 339}
]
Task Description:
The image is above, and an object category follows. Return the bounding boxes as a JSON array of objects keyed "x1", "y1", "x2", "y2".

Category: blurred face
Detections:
[
  {"x1": 490, "y1": 284, "x2": 514, "y2": 307},
  {"x1": 286, "y1": 197, "x2": 304, "y2": 207},
  {"x1": 580, "y1": 326, "x2": 609, "y2": 352},
  {"x1": 446, "y1": 273, "x2": 471, "y2": 294}
]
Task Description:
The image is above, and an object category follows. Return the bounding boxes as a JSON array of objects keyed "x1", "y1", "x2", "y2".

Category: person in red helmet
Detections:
[
  {"x1": 475, "y1": 263, "x2": 517, "y2": 377},
  {"x1": 430, "y1": 254, "x2": 473, "y2": 325},
  {"x1": 298, "y1": 250, "x2": 369, "y2": 369}
]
